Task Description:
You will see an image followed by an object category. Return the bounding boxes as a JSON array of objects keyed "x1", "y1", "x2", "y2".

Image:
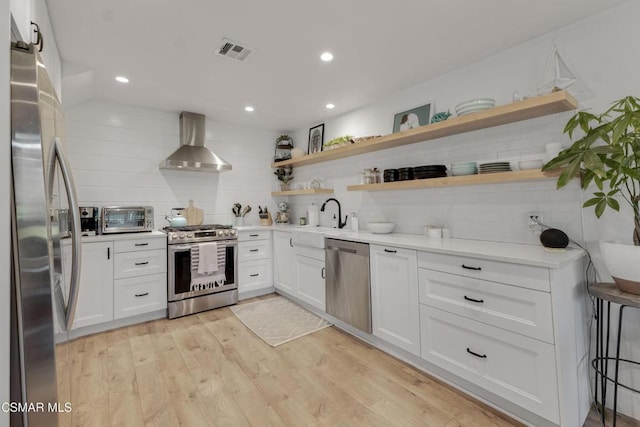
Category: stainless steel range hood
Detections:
[{"x1": 160, "y1": 112, "x2": 232, "y2": 172}]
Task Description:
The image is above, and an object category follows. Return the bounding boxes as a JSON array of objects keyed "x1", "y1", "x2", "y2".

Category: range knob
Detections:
[
  {"x1": 217, "y1": 230, "x2": 225, "y2": 237},
  {"x1": 186, "y1": 232, "x2": 194, "y2": 238},
  {"x1": 224, "y1": 229, "x2": 230, "y2": 236},
  {"x1": 229, "y1": 229, "x2": 236, "y2": 236},
  {"x1": 179, "y1": 232, "x2": 186, "y2": 239}
]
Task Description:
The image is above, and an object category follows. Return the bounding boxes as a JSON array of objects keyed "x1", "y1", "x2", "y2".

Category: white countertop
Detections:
[
  {"x1": 248, "y1": 224, "x2": 584, "y2": 269},
  {"x1": 80, "y1": 230, "x2": 167, "y2": 243}
]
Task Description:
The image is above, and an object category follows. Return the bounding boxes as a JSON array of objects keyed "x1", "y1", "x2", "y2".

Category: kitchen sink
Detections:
[{"x1": 292, "y1": 226, "x2": 350, "y2": 248}]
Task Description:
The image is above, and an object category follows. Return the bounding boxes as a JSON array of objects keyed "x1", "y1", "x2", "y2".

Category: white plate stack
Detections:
[{"x1": 455, "y1": 98, "x2": 496, "y2": 116}]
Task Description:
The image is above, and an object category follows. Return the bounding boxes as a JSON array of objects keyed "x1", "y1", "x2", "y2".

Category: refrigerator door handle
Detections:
[{"x1": 49, "y1": 137, "x2": 82, "y2": 330}]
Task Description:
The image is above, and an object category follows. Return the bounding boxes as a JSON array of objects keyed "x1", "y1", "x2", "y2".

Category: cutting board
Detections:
[{"x1": 184, "y1": 200, "x2": 204, "y2": 225}]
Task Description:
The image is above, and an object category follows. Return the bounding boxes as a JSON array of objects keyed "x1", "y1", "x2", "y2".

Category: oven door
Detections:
[{"x1": 168, "y1": 240, "x2": 237, "y2": 301}]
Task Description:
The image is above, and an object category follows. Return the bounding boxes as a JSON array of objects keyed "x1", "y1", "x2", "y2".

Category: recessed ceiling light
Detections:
[
  {"x1": 244, "y1": 106, "x2": 254, "y2": 112},
  {"x1": 325, "y1": 103, "x2": 335, "y2": 109},
  {"x1": 320, "y1": 52, "x2": 333, "y2": 62},
  {"x1": 115, "y1": 76, "x2": 129, "y2": 83}
]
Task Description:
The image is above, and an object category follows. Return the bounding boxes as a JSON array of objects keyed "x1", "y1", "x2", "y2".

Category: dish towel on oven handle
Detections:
[{"x1": 190, "y1": 243, "x2": 226, "y2": 291}]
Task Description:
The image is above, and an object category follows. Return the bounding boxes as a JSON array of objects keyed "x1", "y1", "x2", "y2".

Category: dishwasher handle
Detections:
[{"x1": 327, "y1": 246, "x2": 357, "y2": 253}]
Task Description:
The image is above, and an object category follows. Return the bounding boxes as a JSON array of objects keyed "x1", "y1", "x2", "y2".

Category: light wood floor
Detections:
[
  {"x1": 54, "y1": 293, "x2": 640, "y2": 427},
  {"x1": 56, "y1": 294, "x2": 522, "y2": 427}
]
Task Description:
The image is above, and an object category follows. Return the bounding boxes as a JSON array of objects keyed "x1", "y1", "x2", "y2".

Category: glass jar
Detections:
[
  {"x1": 363, "y1": 168, "x2": 373, "y2": 184},
  {"x1": 358, "y1": 172, "x2": 366, "y2": 185}
]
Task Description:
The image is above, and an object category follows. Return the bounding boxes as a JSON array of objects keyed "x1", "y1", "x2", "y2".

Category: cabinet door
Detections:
[
  {"x1": 370, "y1": 244, "x2": 420, "y2": 355},
  {"x1": 273, "y1": 231, "x2": 295, "y2": 294},
  {"x1": 73, "y1": 241, "x2": 114, "y2": 329},
  {"x1": 295, "y1": 254, "x2": 325, "y2": 311}
]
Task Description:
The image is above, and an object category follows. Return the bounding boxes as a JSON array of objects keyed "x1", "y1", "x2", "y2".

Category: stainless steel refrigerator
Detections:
[{"x1": 10, "y1": 41, "x2": 82, "y2": 427}]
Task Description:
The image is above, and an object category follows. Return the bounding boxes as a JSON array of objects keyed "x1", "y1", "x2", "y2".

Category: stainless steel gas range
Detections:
[{"x1": 164, "y1": 224, "x2": 238, "y2": 319}]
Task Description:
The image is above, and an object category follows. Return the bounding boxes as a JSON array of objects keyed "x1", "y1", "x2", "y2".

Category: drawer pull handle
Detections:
[
  {"x1": 249, "y1": 249, "x2": 259, "y2": 252},
  {"x1": 250, "y1": 234, "x2": 259, "y2": 237},
  {"x1": 289, "y1": 238, "x2": 293, "y2": 247},
  {"x1": 466, "y1": 348, "x2": 487, "y2": 359},
  {"x1": 135, "y1": 261, "x2": 149, "y2": 266},
  {"x1": 384, "y1": 249, "x2": 397, "y2": 253},
  {"x1": 250, "y1": 273, "x2": 259, "y2": 277},
  {"x1": 135, "y1": 292, "x2": 149, "y2": 297},
  {"x1": 463, "y1": 295, "x2": 484, "y2": 303},
  {"x1": 321, "y1": 267, "x2": 325, "y2": 279},
  {"x1": 134, "y1": 243, "x2": 149, "y2": 247},
  {"x1": 462, "y1": 264, "x2": 482, "y2": 271}
]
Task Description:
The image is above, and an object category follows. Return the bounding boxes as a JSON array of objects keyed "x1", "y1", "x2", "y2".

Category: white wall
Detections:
[
  {"x1": 286, "y1": 0, "x2": 640, "y2": 418},
  {"x1": 2, "y1": 0, "x2": 11, "y2": 425},
  {"x1": 64, "y1": 100, "x2": 279, "y2": 227}
]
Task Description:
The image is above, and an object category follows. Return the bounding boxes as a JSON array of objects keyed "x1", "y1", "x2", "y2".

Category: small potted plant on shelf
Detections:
[
  {"x1": 542, "y1": 95, "x2": 640, "y2": 293},
  {"x1": 276, "y1": 134, "x2": 293, "y2": 148},
  {"x1": 274, "y1": 166, "x2": 294, "y2": 191}
]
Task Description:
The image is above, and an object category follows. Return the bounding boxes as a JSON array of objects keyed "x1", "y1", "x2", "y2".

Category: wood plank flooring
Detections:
[{"x1": 56, "y1": 294, "x2": 621, "y2": 427}]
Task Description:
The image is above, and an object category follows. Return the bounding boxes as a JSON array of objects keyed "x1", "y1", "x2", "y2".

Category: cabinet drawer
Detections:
[
  {"x1": 238, "y1": 259, "x2": 272, "y2": 292},
  {"x1": 114, "y1": 237, "x2": 166, "y2": 253},
  {"x1": 114, "y1": 273, "x2": 167, "y2": 319},
  {"x1": 114, "y1": 249, "x2": 167, "y2": 279},
  {"x1": 420, "y1": 306, "x2": 559, "y2": 423},
  {"x1": 417, "y1": 251, "x2": 549, "y2": 292},
  {"x1": 419, "y1": 269, "x2": 554, "y2": 343},
  {"x1": 238, "y1": 240, "x2": 271, "y2": 261},
  {"x1": 238, "y1": 230, "x2": 271, "y2": 242}
]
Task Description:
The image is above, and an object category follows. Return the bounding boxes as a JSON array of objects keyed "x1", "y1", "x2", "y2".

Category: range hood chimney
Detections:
[{"x1": 159, "y1": 112, "x2": 232, "y2": 172}]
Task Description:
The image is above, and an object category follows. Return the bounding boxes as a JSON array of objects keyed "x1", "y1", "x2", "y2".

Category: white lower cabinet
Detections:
[
  {"x1": 114, "y1": 273, "x2": 167, "y2": 319},
  {"x1": 238, "y1": 229, "x2": 273, "y2": 299},
  {"x1": 370, "y1": 244, "x2": 420, "y2": 356},
  {"x1": 273, "y1": 230, "x2": 295, "y2": 294},
  {"x1": 294, "y1": 248, "x2": 325, "y2": 311},
  {"x1": 73, "y1": 241, "x2": 114, "y2": 329},
  {"x1": 113, "y1": 236, "x2": 167, "y2": 318},
  {"x1": 420, "y1": 306, "x2": 560, "y2": 423}
]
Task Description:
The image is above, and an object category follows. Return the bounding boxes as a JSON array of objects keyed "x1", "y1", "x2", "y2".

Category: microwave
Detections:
[{"x1": 101, "y1": 206, "x2": 154, "y2": 234}]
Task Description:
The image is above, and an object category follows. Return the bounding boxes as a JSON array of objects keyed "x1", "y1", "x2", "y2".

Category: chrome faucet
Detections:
[{"x1": 320, "y1": 198, "x2": 348, "y2": 229}]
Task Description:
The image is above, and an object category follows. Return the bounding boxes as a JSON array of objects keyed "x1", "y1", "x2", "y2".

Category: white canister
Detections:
[
  {"x1": 308, "y1": 203, "x2": 320, "y2": 226},
  {"x1": 425, "y1": 226, "x2": 442, "y2": 239}
]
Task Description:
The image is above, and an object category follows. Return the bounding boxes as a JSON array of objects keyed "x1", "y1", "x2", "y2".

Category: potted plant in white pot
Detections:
[
  {"x1": 542, "y1": 96, "x2": 640, "y2": 293},
  {"x1": 274, "y1": 166, "x2": 294, "y2": 191}
]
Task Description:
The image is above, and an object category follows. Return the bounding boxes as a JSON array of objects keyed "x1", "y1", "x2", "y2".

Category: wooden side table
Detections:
[{"x1": 589, "y1": 282, "x2": 640, "y2": 426}]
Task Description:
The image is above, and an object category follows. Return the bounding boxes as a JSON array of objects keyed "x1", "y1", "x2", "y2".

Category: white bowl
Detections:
[
  {"x1": 518, "y1": 159, "x2": 544, "y2": 170},
  {"x1": 368, "y1": 222, "x2": 395, "y2": 234}
]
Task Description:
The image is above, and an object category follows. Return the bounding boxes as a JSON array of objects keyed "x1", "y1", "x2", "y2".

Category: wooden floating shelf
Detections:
[
  {"x1": 271, "y1": 188, "x2": 334, "y2": 196},
  {"x1": 270, "y1": 91, "x2": 577, "y2": 169},
  {"x1": 347, "y1": 170, "x2": 562, "y2": 192}
]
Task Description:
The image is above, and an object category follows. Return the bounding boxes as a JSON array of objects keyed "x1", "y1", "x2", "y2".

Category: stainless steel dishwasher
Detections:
[{"x1": 325, "y1": 238, "x2": 371, "y2": 333}]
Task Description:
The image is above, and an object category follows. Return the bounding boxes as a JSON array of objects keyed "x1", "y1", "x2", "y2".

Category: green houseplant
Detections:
[
  {"x1": 542, "y1": 96, "x2": 640, "y2": 292},
  {"x1": 274, "y1": 166, "x2": 293, "y2": 191}
]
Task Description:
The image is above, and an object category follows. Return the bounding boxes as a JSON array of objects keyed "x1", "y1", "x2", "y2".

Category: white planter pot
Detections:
[{"x1": 600, "y1": 241, "x2": 640, "y2": 294}]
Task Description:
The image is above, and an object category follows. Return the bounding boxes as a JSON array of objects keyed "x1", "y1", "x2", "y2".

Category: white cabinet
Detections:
[
  {"x1": 294, "y1": 247, "x2": 325, "y2": 311},
  {"x1": 273, "y1": 230, "x2": 295, "y2": 294},
  {"x1": 73, "y1": 241, "x2": 114, "y2": 329},
  {"x1": 238, "y1": 229, "x2": 273, "y2": 299},
  {"x1": 113, "y1": 236, "x2": 167, "y2": 320},
  {"x1": 420, "y1": 306, "x2": 560, "y2": 422},
  {"x1": 370, "y1": 244, "x2": 420, "y2": 356},
  {"x1": 417, "y1": 250, "x2": 588, "y2": 426}
]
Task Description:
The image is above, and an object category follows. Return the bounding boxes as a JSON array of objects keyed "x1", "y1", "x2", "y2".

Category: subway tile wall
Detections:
[
  {"x1": 285, "y1": 111, "x2": 585, "y2": 245},
  {"x1": 64, "y1": 100, "x2": 279, "y2": 228}
]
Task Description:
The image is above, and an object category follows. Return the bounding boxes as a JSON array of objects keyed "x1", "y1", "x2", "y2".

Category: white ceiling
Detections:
[{"x1": 47, "y1": 0, "x2": 628, "y2": 132}]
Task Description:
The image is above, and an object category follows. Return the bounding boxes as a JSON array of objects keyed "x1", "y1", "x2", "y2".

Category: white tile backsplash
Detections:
[{"x1": 64, "y1": 100, "x2": 279, "y2": 227}]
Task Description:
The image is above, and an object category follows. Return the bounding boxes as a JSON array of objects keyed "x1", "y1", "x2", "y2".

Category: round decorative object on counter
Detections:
[{"x1": 540, "y1": 228, "x2": 569, "y2": 249}]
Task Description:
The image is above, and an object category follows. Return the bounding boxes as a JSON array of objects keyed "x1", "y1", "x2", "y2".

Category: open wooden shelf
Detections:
[
  {"x1": 271, "y1": 188, "x2": 334, "y2": 196},
  {"x1": 270, "y1": 91, "x2": 577, "y2": 169},
  {"x1": 347, "y1": 169, "x2": 563, "y2": 192}
]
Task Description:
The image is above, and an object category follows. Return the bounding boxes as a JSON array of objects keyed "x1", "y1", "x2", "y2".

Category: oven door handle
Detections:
[{"x1": 171, "y1": 245, "x2": 193, "y2": 251}]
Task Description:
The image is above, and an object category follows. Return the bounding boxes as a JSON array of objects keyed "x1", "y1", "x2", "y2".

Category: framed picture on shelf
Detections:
[
  {"x1": 392, "y1": 102, "x2": 434, "y2": 133},
  {"x1": 308, "y1": 123, "x2": 325, "y2": 154}
]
